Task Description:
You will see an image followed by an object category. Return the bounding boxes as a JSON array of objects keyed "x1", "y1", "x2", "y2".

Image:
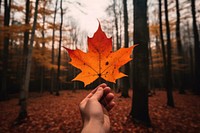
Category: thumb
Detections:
[{"x1": 91, "y1": 87, "x2": 104, "y2": 101}]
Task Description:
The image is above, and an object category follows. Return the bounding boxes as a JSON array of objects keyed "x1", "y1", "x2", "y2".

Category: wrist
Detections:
[
  {"x1": 83, "y1": 117, "x2": 103, "y2": 127},
  {"x1": 82, "y1": 118, "x2": 105, "y2": 133}
]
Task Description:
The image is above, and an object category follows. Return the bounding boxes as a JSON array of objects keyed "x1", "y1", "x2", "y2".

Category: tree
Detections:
[
  {"x1": 0, "y1": 0, "x2": 11, "y2": 101},
  {"x1": 164, "y1": 0, "x2": 175, "y2": 107},
  {"x1": 158, "y1": 0, "x2": 172, "y2": 105},
  {"x1": 39, "y1": 0, "x2": 47, "y2": 94},
  {"x1": 0, "y1": 0, "x2": 1, "y2": 12},
  {"x1": 158, "y1": 0, "x2": 167, "y2": 89},
  {"x1": 51, "y1": 0, "x2": 58, "y2": 94},
  {"x1": 69, "y1": 19, "x2": 80, "y2": 89},
  {"x1": 191, "y1": 0, "x2": 200, "y2": 94},
  {"x1": 23, "y1": 0, "x2": 30, "y2": 55},
  {"x1": 113, "y1": 0, "x2": 120, "y2": 50},
  {"x1": 131, "y1": 0, "x2": 151, "y2": 126},
  {"x1": 56, "y1": 0, "x2": 63, "y2": 96},
  {"x1": 121, "y1": 0, "x2": 130, "y2": 98},
  {"x1": 175, "y1": 0, "x2": 185, "y2": 94},
  {"x1": 19, "y1": 0, "x2": 30, "y2": 104},
  {"x1": 118, "y1": 0, "x2": 123, "y2": 50},
  {"x1": 16, "y1": 0, "x2": 39, "y2": 122}
]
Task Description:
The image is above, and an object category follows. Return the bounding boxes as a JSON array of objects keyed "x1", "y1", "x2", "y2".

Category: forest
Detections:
[{"x1": 0, "y1": 0, "x2": 200, "y2": 132}]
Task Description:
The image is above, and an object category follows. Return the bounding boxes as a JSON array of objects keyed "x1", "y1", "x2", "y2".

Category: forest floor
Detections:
[{"x1": 0, "y1": 89, "x2": 200, "y2": 133}]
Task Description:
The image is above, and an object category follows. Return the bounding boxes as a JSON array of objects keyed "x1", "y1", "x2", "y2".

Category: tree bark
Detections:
[
  {"x1": 56, "y1": 0, "x2": 63, "y2": 96},
  {"x1": 40, "y1": 1, "x2": 46, "y2": 94},
  {"x1": 17, "y1": 0, "x2": 39, "y2": 121},
  {"x1": 158, "y1": 0, "x2": 167, "y2": 90},
  {"x1": 175, "y1": 0, "x2": 185, "y2": 94},
  {"x1": 23, "y1": 0, "x2": 30, "y2": 54},
  {"x1": 119, "y1": 2, "x2": 122, "y2": 49},
  {"x1": 131, "y1": 0, "x2": 151, "y2": 126},
  {"x1": 19, "y1": 0, "x2": 30, "y2": 105},
  {"x1": 186, "y1": 22, "x2": 194, "y2": 88},
  {"x1": 0, "y1": 0, "x2": 11, "y2": 101},
  {"x1": 50, "y1": 0, "x2": 58, "y2": 94},
  {"x1": 121, "y1": 0, "x2": 130, "y2": 98},
  {"x1": 0, "y1": 0, "x2": 2, "y2": 13},
  {"x1": 191, "y1": 0, "x2": 200, "y2": 94},
  {"x1": 164, "y1": 0, "x2": 175, "y2": 107},
  {"x1": 113, "y1": 0, "x2": 119, "y2": 50}
]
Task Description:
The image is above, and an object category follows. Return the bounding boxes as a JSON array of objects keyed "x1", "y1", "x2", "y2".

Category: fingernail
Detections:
[{"x1": 98, "y1": 87, "x2": 103, "y2": 91}]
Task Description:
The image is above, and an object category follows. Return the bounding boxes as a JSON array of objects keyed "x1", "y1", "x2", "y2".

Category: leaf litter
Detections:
[{"x1": 0, "y1": 90, "x2": 199, "y2": 133}]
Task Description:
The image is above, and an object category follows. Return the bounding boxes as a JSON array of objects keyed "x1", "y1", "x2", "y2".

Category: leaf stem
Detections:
[{"x1": 98, "y1": 77, "x2": 102, "y2": 85}]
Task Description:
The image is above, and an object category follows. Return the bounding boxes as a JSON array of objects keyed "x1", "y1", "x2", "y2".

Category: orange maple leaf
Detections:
[{"x1": 63, "y1": 23, "x2": 137, "y2": 86}]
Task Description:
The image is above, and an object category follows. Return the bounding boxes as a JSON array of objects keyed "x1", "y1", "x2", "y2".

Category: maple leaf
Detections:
[{"x1": 63, "y1": 23, "x2": 137, "y2": 86}]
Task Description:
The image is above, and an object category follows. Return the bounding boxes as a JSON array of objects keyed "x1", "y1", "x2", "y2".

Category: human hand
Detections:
[{"x1": 79, "y1": 83, "x2": 115, "y2": 133}]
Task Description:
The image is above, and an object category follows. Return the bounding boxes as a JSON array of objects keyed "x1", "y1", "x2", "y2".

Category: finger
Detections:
[
  {"x1": 91, "y1": 87, "x2": 104, "y2": 100},
  {"x1": 91, "y1": 83, "x2": 107, "y2": 94},
  {"x1": 105, "y1": 93, "x2": 114, "y2": 104},
  {"x1": 100, "y1": 87, "x2": 111, "y2": 105},
  {"x1": 105, "y1": 101, "x2": 115, "y2": 111},
  {"x1": 81, "y1": 83, "x2": 107, "y2": 106},
  {"x1": 103, "y1": 87, "x2": 111, "y2": 96},
  {"x1": 100, "y1": 92, "x2": 114, "y2": 107},
  {"x1": 86, "y1": 83, "x2": 107, "y2": 98},
  {"x1": 80, "y1": 92, "x2": 94, "y2": 106}
]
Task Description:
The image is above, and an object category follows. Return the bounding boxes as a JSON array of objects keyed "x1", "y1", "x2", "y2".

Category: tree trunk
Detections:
[
  {"x1": 158, "y1": 0, "x2": 167, "y2": 90},
  {"x1": 16, "y1": 0, "x2": 39, "y2": 122},
  {"x1": 23, "y1": 0, "x2": 30, "y2": 54},
  {"x1": 191, "y1": 0, "x2": 200, "y2": 95},
  {"x1": 187, "y1": 22, "x2": 194, "y2": 88},
  {"x1": 121, "y1": 0, "x2": 130, "y2": 98},
  {"x1": 175, "y1": 0, "x2": 185, "y2": 94},
  {"x1": 0, "y1": 0, "x2": 2, "y2": 13},
  {"x1": 0, "y1": 0, "x2": 11, "y2": 101},
  {"x1": 40, "y1": 1, "x2": 46, "y2": 94},
  {"x1": 51, "y1": 0, "x2": 58, "y2": 94},
  {"x1": 113, "y1": 0, "x2": 119, "y2": 50},
  {"x1": 117, "y1": 2, "x2": 123, "y2": 91},
  {"x1": 56, "y1": 0, "x2": 63, "y2": 96},
  {"x1": 164, "y1": 0, "x2": 175, "y2": 107},
  {"x1": 131, "y1": 0, "x2": 151, "y2": 127},
  {"x1": 148, "y1": 38, "x2": 154, "y2": 93},
  {"x1": 19, "y1": 0, "x2": 30, "y2": 105},
  {"x1": 119, "y1": 2, "x2": 122, "y2": 49},
  {"x1": 22, "y1": 0, "x2": 30, "y2": 71}
]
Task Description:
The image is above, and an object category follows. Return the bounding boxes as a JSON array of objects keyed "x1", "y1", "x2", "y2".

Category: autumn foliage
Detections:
[
  {"x1": 0, "y1": 90, "x2": 199, "y2": 132},
  {"x1": 63, "y1": 23, "x2": 137, "y2": 86}
]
